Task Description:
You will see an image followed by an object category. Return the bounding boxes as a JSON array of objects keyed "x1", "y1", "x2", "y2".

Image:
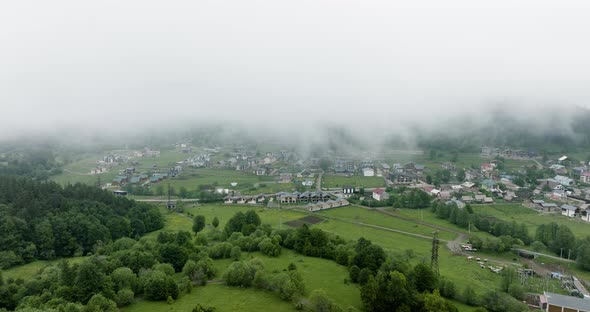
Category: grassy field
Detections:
[
  {"x1": 389, "y1": 208, "x2": 498, "y2": 240},
  {"x1": 52, "y1": 149, "x2": 187, "y2": 186},
  {"x1": 321, "y1": 175, "x2": 386, "y2": 188},
  {"x1": 2, "y1": 256, "x2": 88, "y2": 281},
  {"x1": 316, "y1": 206, "x2": 456, "y2": 241},
  {"x1": 166, "y1": 169, "x2": 275, "y2": 192},
  {"x1": 471, "y1": 204, "x2": 590, "y2": 240}
]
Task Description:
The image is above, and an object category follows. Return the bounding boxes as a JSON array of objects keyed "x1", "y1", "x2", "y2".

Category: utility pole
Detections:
[
  {"x1": 561, "y1": 248, "x2": 564, "y2": 259},
  {"x1": 431, "y1": 231, "x2": 440, "y2": 276}
]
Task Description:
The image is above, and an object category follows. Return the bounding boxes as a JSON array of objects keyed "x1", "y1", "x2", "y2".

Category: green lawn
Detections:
[
  {"x1": 472, "y1": 204, "x2": 590, "y2": 240},
  {"x1": 166, "y1": 169, "x2": 275, "y2": 193},
  {"x1": 389, "y1": 208, "x2": 498, "y2": 240},
  {"x1": 316, "y1": 206, "x2": 456, "y2": 241},
  {"x1": 321, "y1": 175, "x2": 385, "y2": 189},
  {"x1": 125, "y1": 248, "x2": 362, "y2": 312},
  {"x1": 2, "y1": 256, "x2": 88, "y2": 281}
]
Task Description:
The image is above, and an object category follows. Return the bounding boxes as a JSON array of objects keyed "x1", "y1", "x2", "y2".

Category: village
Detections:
[{"x1": 82, "y1": 142, "x2": 590, "y2": 226}]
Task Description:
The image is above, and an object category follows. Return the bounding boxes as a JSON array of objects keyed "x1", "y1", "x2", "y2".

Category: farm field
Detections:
[
  {"x1": 389, "y1": 208, "x2": 498, "y2": 240},
  {"x1": 167, "y1": 168, "x2": 275, "y2": 193},
  {"x1": 471, "y1": 204, "x2": 590, "y2": 240},
  {"x1": 51, "y1": 149, "x2": 187, "y2": 186},
  {"x1": 316, "y1": 206, "x2": 456, "y2": 241},
  {"x1": 321, "y1": 175, "x2": 385, "y2": 188}
]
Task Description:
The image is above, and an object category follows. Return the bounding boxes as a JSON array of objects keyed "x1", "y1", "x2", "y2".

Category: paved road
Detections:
[
  {"x1": 316, "y1": 172, "x2": 323, "y2": 191},
  {"x1": 135, "y1": 198, "x2": 200, "y2": 203},
  {"x1": 512, "y1": 248, "x2": 575, "y2": 263}
]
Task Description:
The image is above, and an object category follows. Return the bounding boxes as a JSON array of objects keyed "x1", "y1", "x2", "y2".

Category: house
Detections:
[
  {"x1": 555, "y1": 175, "x2": 575, "y2": 186},
  {"x1": 581, "y1": 172, "x2": 590, "y2": 184},
  {"x1": 342, "y1": 186, "x2": 354, "y2": 198},
  {"x1": 112, "y1": 176, "x2": 128, "y2": 185},
  {"x1": 474, "y1": 194, "x2": 486, "y2": 203},
  {"x1": 462, "y1": 181, "x2": 476, "y2": 189},
  {"x1": 540, "y1": 202, "x2": 558, "y2": 212},
  {"x1": 481, "y1": 179, "x2": 497, "y2": 191},
  {"x1": 277, "y1": 175, "x2": 292, "y2": 184},
  {"x1": 461, "y1": 195, "x2": 473, "y2": 203},
  {"x1": 390, "y1": 172, "x2": 417, "y2": 184},
  {"x1": 484, "y1": 197, "x2": 494, "y2": 204},
  {"x1": 442, "y1": 162, "x2": 456, "y2": 171},
  {"x1": 481, "y1": 146, "x2": 492, "y2": 156},
  {"x1": 561, "y1": 205, "x2": 578, "y2": 217},
  {"x1": 372, "y1": 188, "x2": 390, "y2": 201},
  {"x1": 552, "y1": 189, "x2": 566, "y2": 199},
  {"x1": 255, "y1": 168, "x2": 267, "y2": 176},
  {"x1": 540, "y1": 291, "x2": 590, "y2": 312},
  {"x1": 580, "y1": 205, "x2": 590, "y2": 222},
  {"x1": 381, "y1": 163, "x2": 391, "y2": 174},
  {"x1": 302, "y1": 180, "x2": 314, "y2": 187},
  {"x1": 439, "y1": 191, "x2": 452, "y2": 200},
  {"x1": 362, "y1": 168, "x2": 375, "y2": 177},
  {"x1": 430, "y1": 189, "x2": 441, "y2": 197}
]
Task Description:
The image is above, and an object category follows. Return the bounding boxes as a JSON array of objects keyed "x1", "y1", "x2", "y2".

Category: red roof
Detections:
[{"x1": 373, "y1": 188, "x2": 385, "y2": 195}]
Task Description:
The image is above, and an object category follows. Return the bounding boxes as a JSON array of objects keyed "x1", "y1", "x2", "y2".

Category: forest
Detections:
[{"x1": 0, "y1": 175, "x2": 164, "y2": 269}]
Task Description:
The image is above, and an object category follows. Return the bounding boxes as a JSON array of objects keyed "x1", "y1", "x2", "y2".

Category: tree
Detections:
[
  {"x1": 308, "y1": 289, "x2": 342, "y2": 312},
  {"x1": 457, "y1": 169, "x2": 466, "y2": 182},
  {"x1": 114, "y1": 288, "x2": 135, "y2": 307},
  {"x1": 141, "y1": 270, "x2": 179, "y2": 301},
  {"x1": 193, "y1": 215, "x2": 206, "y2": 234},
  {"x1": 224, "y1": 261, "x2": 258, "y2": 287},
  {"x1": 230, "y1": 246, "x2": 241, "y2": 261},
  {"x1": 212, "y1": 217, "x2": 219, "y2": 228},
  {"x1": 462, "y1": 286, "x2": 479, "y2": 306},
  {"x1": 110, "y1": 267, "x2": 138, "y2": 292},
  {"x1": 410, "y1": 263, "x2": 438, "y2": 293},
  {"x1": 179, "y1": 187, "x2": 189, "y2": 199},
  {"x1": 84, "y1": 294, "x2": 117, "y2": 312},
  {"x1": 159, "y1": 243, "x2": 188, "y2": 272},
  {"x1": 349, "y1": 265, "x2": 361, "y2": 283}
]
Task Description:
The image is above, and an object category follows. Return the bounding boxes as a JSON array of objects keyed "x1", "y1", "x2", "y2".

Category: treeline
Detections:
[
  {"x1": 535, "y1": 223, "x2": 590, "y2": 271},
  {"x1": 0, "y1": 175, "x2": 164, "y2": 268},
  {"x1": 351, "y1": 188, "x2": 431, "y2": 209},
  {"x1": 0, "y1": 148, "x2": 62, "y2": 180},
  {"x1": 431, "y1": 201, "x2": 532, "y2": 252}
]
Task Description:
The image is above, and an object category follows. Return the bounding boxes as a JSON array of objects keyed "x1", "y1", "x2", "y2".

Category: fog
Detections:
[{"x1": 1, "y1": 0, "x2": 589, "y2": 143}]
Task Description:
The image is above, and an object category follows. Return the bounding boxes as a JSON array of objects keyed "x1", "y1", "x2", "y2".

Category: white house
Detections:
[
  {"x1": 561, "y1": 205, "x2": 577, "y2": 217},
  {"x1": 580, "y1": 172, "x2": 590, "y2": 184},
  {"x1": 372, "y1": 188, "x2": 390, "y2": 201},
  {"x1": 342, "y1": 186, "x2": 354, "y2": 198},
  {"x1": 363, "y1": 168, "x2": 375, "y2": 177},
  {"x1": 554, "y1": 175, "x2": 574, "y2": 186}
]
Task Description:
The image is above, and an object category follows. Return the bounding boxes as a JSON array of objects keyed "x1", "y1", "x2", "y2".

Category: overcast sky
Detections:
[{"x1": 1, "y1": 0, "x2": 589, "y2": 138}]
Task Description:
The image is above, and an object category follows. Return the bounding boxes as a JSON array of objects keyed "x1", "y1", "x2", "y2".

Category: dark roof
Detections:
[{"x1": 544, "y1": 292, "x2": 590, "y2": 310}]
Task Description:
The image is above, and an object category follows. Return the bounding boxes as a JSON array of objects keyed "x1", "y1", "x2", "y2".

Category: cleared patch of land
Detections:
[
  {"x1": 321, "y1": 175, "x2": 385, "y2": 188},
  {"x1": 284, "y1": 215, "x2": 325, "y2": 228}
]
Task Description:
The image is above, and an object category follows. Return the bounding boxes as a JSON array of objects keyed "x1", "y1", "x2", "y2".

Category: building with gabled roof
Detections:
[{"x1": 541, "y1": 291, "x2": 590, "y2": 312}]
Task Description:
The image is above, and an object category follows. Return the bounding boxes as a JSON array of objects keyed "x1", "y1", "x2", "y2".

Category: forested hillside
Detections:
[{"x1": 0, "y1": 176, "x2": 164, "y2": 268}]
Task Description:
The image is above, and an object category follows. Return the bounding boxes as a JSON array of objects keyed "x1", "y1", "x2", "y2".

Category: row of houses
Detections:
[
  {"x1": 306, "y1": 198, "x2": 349, "y2": 212},
  {"x1": 480, "y1": 146, "x2": 536, "y2": 158},
  {"x1": 531, "y1": 199, "x2": 590, "y2": 222},
  {"x1": 277, "y1": 191, "x2": 331, "y2": 204},
  {"x1": 224, "y1": 195, "x2": 267, "y2": 204}
]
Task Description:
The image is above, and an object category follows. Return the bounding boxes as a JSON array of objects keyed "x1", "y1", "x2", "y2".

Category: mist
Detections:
[{"x1": 1, "y1": 0, "x2": 589, "y2": 145}]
